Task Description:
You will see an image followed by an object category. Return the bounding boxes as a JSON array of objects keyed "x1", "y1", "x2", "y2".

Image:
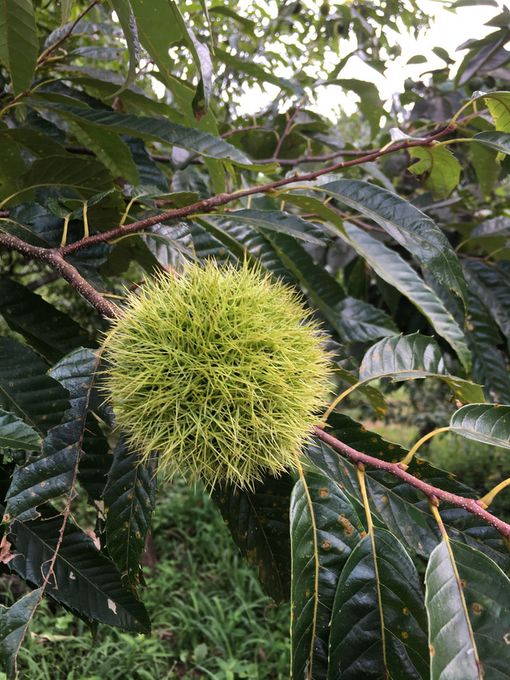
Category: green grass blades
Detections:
[{"x1": 103, "y1": 260, "x2": 333, "y2": 489}]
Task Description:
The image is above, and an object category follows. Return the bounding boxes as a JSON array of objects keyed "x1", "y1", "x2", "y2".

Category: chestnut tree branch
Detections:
[
  {"x1": 313, "y1": 426, "x2": 510, "y2": 540},
  {"x1": 60, "y1": 123, "x2": 456, "y2": 256},
  {"x1": 0, "y1": 234, "x2": 120, "y2": 319}
]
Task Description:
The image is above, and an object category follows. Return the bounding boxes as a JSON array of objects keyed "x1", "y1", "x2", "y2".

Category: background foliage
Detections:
[{"x1": 0, "y1": 0, "x2": 510, "y2": 678}]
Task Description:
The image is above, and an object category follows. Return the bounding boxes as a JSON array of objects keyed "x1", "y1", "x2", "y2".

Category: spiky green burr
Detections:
[{"x1": 103, "y1": 261, "x2": 332, "y2": 489}]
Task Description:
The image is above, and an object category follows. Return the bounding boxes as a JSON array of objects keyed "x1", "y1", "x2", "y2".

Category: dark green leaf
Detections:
[
  {"x1": 0, "y1": 409, "x2": 40, "y2": 451},
  {"x1": 0, "y1": 279, "x2": 92, "y2": 362},
  {"x1": 328, "y1": 528, "x2": 428, "y2": 680},
  {"x1": 290, "y1": 469, "x2": 364, "y2": 680},
  {"x1": 473, "y1": 131, "x2": 510, "y2": 155},
  {"x1": 0, "y1": 587, "x2": 41, "y2": 679},
  {"x1": 464, "y1": 260, "x2": 510, "y2": 351},
  {"x1": 449, "y1": 404, "x2": 510, "y2": 449},
  {"x1": 211, "y1": 209, "x2": 326, "y2": 245},
  {"x1": 360, "y1": 334, "x2": 484, "y2": 403},
  {"x1": 107, "y1": 0, "x2": 139, "y2": 93},
  {"x1": 213, "y1": 473, "x2": 293, "y2": 603},
  {"x1": 5, "y1": 348, "x2": 101, "y2": 521},
  {"x1": 425, "y1": 538, "x2": 481, "y2": 679},
  {"x1": 0, "y1": 0, "x2": 37, "y2": 95},
  {"x1": 0, "y1": 337, "x2": 69, "y2": 435},
  {"x1": 320, "y1": 179, "x2": 467, "y2": 303},
  {"x1": 103, "y1": 438, "x2": 157, "y2": 585},
  {"x1": 343, "y1": 222, "x2": 471, "y2": 370},
  {"x1": 329, "y1": 79, "x2": 382, "y2": 137},
  {"x1": 9, "y1": 507, "x2": 150, "y2": 633}
]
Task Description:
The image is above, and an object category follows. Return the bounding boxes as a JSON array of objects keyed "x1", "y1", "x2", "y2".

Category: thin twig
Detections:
[{"x1": 313, "y1": 426, "x2": 510, "y2": 539}]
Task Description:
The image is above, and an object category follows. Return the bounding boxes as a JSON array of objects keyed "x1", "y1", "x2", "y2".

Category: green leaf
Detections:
[
  {"x1": 425, "y1": 538, "x2": 481, "y2": 680},
  {"x1": 328, "y1": 528, "x2": 428, "y2": 680},
  {"x1": 449, "y1": 403, "x2": 510, "y2": 450},
  {"x1": 466, "y1": 291, "x2": 510, "y2": 403},
  {"x1": 37, "y1": 102, "x2": 258, "y2": 168},
  {"x1": 319, "y1": 179, "x2": 467, "y2": 303},
  {"x1": 103, "y1": 438, "x2": 157, "y2": 585},
  {"x1": 215, "y1": 47, "x2": 295, "y2": 93},
  {"x1": 290, "y1": 469, "x2": 364, "y2": 680},
  {"x1": 263, "y1": 231, "x2": 397, "y2": 342},
  {"x1": 0, "y1": 127, "x2": 66, "y2": 157},
  {"x1": 67, "y1": 119, "x2": 140, "y2": 185},
  {"x1": 0, "y1": 0, "x2": 37, "y2": 95},
  {"x1": 213, "y1": 474, "x2": 293, "y2": 604},
  {"x1": 342, "y1": 222, "x2": 472, "y2": 370},
  {"x1": 4, "y1": 348, "x2": 101, "y2": 521},
  {"x1": 8, "y1": 507, "x2": 150, "y2": 633},
  {"x1": 464, "y1": 260, "x2": 510, "y2": 351},
  {"x1": 0, "y1": 409, "x2": 40, "y2": 451},
  {"x1": 1, "y1": 155, "x2": 114, "y2": 207},
  {"x1": 0, "y1": 134, "x2": 25, "y2": 201},
  {"x1": 0, "y1": 279, "x2": 92, "y2": 362},
  {"x1": 0, "y1": 337, "x2": 69, "y2": 435},
  {"x1": 129, "y1": 0, "x2": 183, "y2": 90},
  {"x1": 473, "y1": 131, "x2": 510, "y2": 154},
  {"x1": 216, "y1": 209, "x2": 326, "y2": 245},
  {"x1": 106, "y1": 0, "x2": 139, "y2": 94},
  {"x1": 359, "y1": 334, "x2": 484, "y2": 403},
  {"x1": 0, "y1": 587, "x2": 41, "y2": 679},
  {"x1": 484, "y1": 91, "x2": 510, "y2": 132},
  {"x1": 408, "y1": 145, "x2": 461, "y2": 199},
  {"x1": 329, "y1": 79, "x2": 383, "y2": 137},
  {"x1": 470, "y1": 139, "x2": 500, "y2": 197},
  {"x1": 451, "y1": 541, "x2": 510, "y2": 678}
]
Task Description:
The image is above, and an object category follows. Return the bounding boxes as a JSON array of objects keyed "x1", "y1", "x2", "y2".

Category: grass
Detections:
[{"x1": 15, "y1": 481, "x2": 290, "y2": 680}]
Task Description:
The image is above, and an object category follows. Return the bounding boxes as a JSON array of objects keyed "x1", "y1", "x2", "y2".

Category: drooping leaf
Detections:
[
  {"x1": 359, "y1": 334, "x2": 484, "y2": 403},
  {"x1": 451, "y1": 540, "x2": 510, "y2": 678},
  {"x1": 263, "y1": 231, "x2": 398, "y2": 342},
  {"x1": 103, "y1": 438, "x2": 157, "y2": 585},
  {"x1": 484, "y1": 91, "x2": 510, "y2": 132},
  {"x1": 319, "y1": 179, "x2": 467, "y2": 304},
  {"x1": 328, "y1": 528, "x2": 428, "y2": 680},
  {"x1": 466, "y1": 291, "x2": 510, "y2": 403},
  {"x1": 0, "y1": 279, "x2": 92, "y2": 362},
  {"x1": 0, "y1": 337, "x2": 69, "y2": 435},
  {"x1": 0, "y1": 587, "x2": 41, "y2": 679},
  {"x1": 107, "y1": 0, "x2": 139, "y2": 93},
  {"x1": 0, "y1": 0, "x2": 38, "y2": 95},
  {"x1": 329, "y1": 79, "x2": 382, "y2": 137},
  {"x1": 37, "y1": 101, "x2": 260, "y2": 168},
  {"x1": 290, "y1": 469, "x2": 364, "y2": 680},
  {"x1": 8, "y1": 507, "x2": 150, "y2": 633},
  {"x1": 473, "y1": 130, "x2": 510, "y2": 155},
  {"x1": 408, "y1": 144, "x2": 462, "y2": 199},
  {"x1": 213, "y1": 473, "x2": 294, "y2": 603},
  {"x1": 129, "y1": 0, "x2": 183, "y2": 90},
  {"x1": 464, "y1": 260, "x2": 510, "y2": 351},
  {"x1": 211, "y1": 209, "x2": 326, "y2": 245},
  {"x1": 2, "y1": 155, "x2": 114, "y2": 206},
  {"x1": 67, "y1": 119, "x2": 140, "y2": 185},
  {"x1": 4, "y1": 349, "x2": 101, "y2": 521},
  {"x1": 425, "y1": 538, "x2": 481, "y2": 680},
  {"x1": 449, "y1": 403, "x2": 510, "y2": 450},
  {"x1": 343, "y1": 222, "x2": 471, "y2": 370},
  {"x1": 0, "y1": 409, "x2": 40, "y2": 451}
]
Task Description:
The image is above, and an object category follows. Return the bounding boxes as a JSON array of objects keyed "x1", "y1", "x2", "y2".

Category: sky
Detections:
[{"x1": 237, "y1": 1, "x2": 500, "y2": 118}]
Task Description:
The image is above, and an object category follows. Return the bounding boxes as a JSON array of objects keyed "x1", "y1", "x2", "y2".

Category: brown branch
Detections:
[
  {"x1": 272, "y1": 102, "x2": 304, "y2": 161},
  {"x1": 313, "y1": 426, "x2": 510, "y2": 540},
  {"x1": 60, "y1": 123, "x2": 456, "y2": 256},
  {"x1": 0, "y1": 234, "x2": 120, "y2": 319}
]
